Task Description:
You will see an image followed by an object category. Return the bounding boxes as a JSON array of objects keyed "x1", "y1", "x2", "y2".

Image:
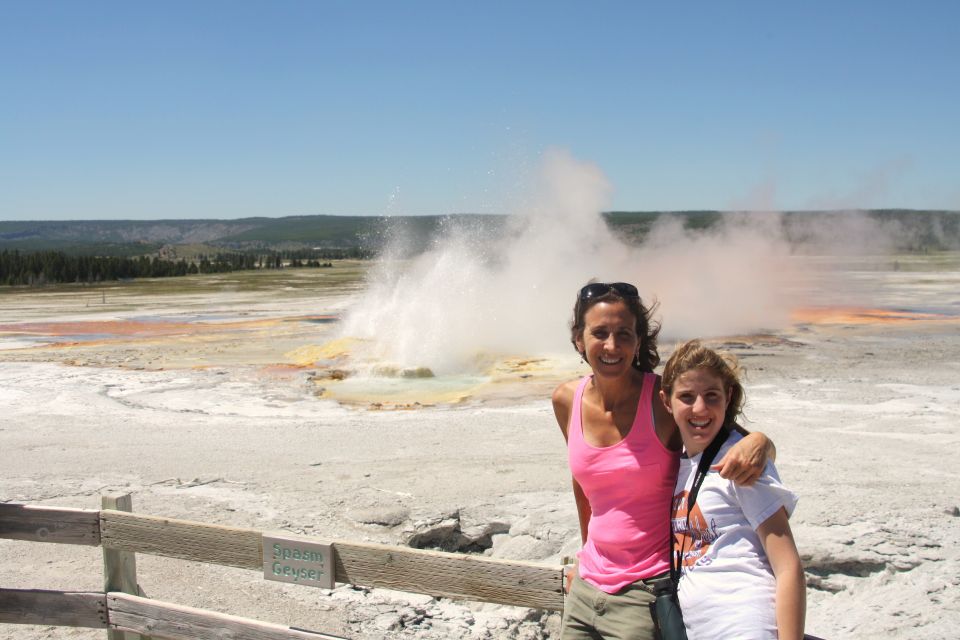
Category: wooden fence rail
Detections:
[
  {"x1": 0, "y1": 588, "x2": 345, "y2": 640},
  {"x1": 0, "y1": 588, "x2": 107, "y2": 628},
  {"x1": 0, "y1": 503, "x2": 100, "y2": 545}
]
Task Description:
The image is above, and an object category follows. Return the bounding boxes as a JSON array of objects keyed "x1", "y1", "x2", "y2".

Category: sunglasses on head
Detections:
[{"x1": 578, "y1": 282, "x2": 639, "y2": 301}]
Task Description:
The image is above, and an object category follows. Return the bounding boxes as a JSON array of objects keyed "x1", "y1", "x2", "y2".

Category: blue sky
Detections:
[{"x1": 1, "y1": 1, "x2": 958, "y2": 220}]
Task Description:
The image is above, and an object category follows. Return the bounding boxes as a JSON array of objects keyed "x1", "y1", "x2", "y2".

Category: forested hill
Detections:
[
  {"x1": 0, "y1": 215, "x2": 377, "y2": 255},
  {"x1": 0, "y1": 214, "x2": 507, "y2": 256},
  {"x1": 1, "y1": 210, "x2": 958, "y2": 256}
]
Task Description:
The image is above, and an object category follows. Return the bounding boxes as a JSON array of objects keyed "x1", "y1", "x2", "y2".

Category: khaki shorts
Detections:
[{"x1": 560, "y1": 573, "x2": 662, "y2": 640}]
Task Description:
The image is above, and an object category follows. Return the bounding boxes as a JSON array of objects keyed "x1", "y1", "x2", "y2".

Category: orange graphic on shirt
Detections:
[{"x1": 671, "y1": 490, "x2": 719, "y2": 568}]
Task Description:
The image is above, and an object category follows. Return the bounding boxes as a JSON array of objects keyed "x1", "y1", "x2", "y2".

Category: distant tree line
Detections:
[
  {"x1": 0, "y1": 249, "x2": 347, "y2": 287},
  {"x1": 238, "y1": 247, "x2": 375, "y2": 260}
]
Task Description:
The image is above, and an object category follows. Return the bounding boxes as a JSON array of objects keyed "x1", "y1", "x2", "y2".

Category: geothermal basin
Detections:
[{"x1": 1, "y1": 255, "x2": 959, "y2": 639}]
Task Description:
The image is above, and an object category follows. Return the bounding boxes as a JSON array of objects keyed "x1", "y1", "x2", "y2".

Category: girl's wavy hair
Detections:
[
  {"x1": 661, "y1": 339, "x2": 745, "y2": 428},
  {"x1": 569, "y1": 285, "x2": 661, "y2": 373}
]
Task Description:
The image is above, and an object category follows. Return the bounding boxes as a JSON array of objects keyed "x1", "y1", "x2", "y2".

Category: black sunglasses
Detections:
[{"x1": 578, "y1": 282, "x2": 639, "y2": 301}]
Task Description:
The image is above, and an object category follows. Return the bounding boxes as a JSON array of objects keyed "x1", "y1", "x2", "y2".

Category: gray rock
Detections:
[
  {"x1": 372, "y1": 612, "x2": 402, "y2": 631},
  {"x1": 402, "y1": 507, "x2": 514, "y2": 552}
]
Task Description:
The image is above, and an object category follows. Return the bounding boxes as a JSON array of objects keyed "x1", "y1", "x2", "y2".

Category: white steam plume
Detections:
[
  {"x1": 341, "y1": 148, "x2": 805, "y2": 374},
  {"x1": 640, "y1": 212, "x2": 796, "y2": 340}
]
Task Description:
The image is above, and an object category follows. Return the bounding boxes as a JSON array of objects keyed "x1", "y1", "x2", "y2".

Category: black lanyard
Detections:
[{"x1": 670, "y1": 427, "x2": 730, "y2": 582}]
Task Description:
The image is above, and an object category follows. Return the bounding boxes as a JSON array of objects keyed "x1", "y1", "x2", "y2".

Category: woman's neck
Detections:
[{"x1": 590, "y1": 369, "x2": 644, "y2": 411}]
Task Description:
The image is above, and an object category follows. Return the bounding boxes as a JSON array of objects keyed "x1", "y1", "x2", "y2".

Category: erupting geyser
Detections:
[{"x1": 339, "y1": 148, "x2": 803, "y2": 377}]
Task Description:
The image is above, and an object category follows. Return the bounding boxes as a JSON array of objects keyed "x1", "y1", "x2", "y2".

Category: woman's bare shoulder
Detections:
[
  {"x1": 552, "y1": 378, "x2": 580, "y2": 406},
  {"x1": 552, "y1": 378, "x2": 581, "y2": 438}
]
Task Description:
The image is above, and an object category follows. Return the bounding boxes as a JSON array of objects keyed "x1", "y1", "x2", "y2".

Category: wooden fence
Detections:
[
  {"x1": 0, "y1": 496, "x2": 565, "y2": 639},
  {"x1": 0, "y1": 588, "x2": 346, "y2": 639}
]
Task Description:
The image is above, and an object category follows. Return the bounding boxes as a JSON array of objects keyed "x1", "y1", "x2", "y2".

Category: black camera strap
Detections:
[{"x1": 670, "y1": 427, "x2": 730, "y2": 583}]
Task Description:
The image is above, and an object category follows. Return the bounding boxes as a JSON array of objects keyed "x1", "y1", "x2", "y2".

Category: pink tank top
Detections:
[{"x1": 568, "y1": 374, "x2": 680, "y2": 593}]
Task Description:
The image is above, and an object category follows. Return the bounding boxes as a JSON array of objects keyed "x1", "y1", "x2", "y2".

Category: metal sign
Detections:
[{"x1": 262, "y1": 533, "x2": 334, "y2": 589}]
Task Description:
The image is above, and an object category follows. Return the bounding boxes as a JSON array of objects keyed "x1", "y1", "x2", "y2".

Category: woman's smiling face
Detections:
[
  {"x1": 576, "y1": 301, "x2": 639, "y2": 378},
  {"x1": 662, "y1": 367, "x2": 732, "y2": 455}
]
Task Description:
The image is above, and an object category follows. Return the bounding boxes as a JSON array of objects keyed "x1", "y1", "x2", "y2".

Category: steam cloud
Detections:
[{"x1": 340, "y1": 149, "x2": 873, "y2": 375}]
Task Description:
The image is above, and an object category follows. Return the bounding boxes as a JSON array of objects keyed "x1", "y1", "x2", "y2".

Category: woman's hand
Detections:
[
  {"x1": 564, "y1": 559, "x2": 578, "y2": 594},
  {"x1": 711, "y1": 431, "x2": 773, "y2": 485}
]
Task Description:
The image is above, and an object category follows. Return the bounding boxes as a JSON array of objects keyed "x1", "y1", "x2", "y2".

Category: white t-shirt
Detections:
[{"x1": 672, "y1": 431, "x2": 799, "y2": 640}]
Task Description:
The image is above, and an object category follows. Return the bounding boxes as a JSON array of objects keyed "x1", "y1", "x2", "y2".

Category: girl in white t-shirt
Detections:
[{"x1": 659, "y1": 340, "x2": 806, "y2": 640}]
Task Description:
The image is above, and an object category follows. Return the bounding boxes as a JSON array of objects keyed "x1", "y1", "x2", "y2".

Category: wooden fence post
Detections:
[{"x1": 102, "y1": 494, "x2": 144, "y2": 640}]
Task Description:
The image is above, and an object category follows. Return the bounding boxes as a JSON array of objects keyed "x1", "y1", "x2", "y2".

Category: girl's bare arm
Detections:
[{"x1": 758, "y1": 507, "x2": 806, "y2": 640}]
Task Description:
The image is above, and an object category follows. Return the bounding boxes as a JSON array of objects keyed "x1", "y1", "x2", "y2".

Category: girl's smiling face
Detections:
[{"x1": 661, "y1": 367, "x2": 732, "y2": 455}]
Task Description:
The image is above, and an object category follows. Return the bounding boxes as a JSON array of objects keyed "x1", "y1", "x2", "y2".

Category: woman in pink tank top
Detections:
[{"x1": 552, "y1": 282, "x2": 775, "y2": 640}]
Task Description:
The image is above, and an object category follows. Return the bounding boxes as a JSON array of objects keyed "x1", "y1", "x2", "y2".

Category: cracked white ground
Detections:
[{"x1": 1, "y1": 258, "x2": 959, "y2": 639}]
